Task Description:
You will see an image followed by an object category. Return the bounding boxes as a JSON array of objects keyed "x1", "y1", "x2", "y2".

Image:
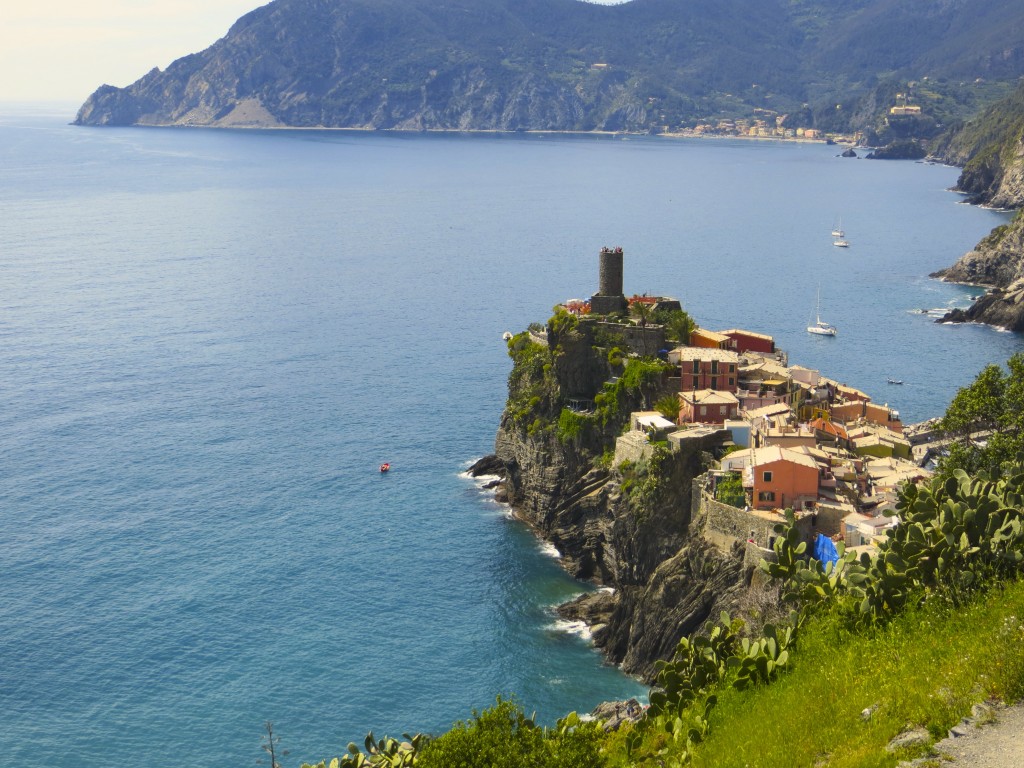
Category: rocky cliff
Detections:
[
  {"x1": 935, "y1": 211, "x2": 1024, "y2": 331},
  {"x1": 474, "y1": 314, "x2": 757, "y2": 683},
  {"x1": 953, "y1": 130, "x2": 1024, "y2": 210},
  {"x1": 931, "y1": 81, "x2": 1024, "y2": 208},
  {"x1": 932, "y1": 82, "x2": 1024, "y2": 330}
]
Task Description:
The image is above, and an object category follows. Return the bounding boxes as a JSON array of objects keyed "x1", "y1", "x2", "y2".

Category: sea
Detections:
[{"x1": 1, "y1": 103, "x2": 1020, "y2": 767}]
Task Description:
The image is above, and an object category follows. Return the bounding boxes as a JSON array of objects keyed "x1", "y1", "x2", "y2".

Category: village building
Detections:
[
  {"x1": 744, "y1": 445, "x2": 820, "y2": 511},
  {"x1": 742, "y1": 402, "x2": 793, "y2": 437},
  {"x1": 830, "y1": 399, "x2": 903, "y2": 434},
  {"x1": 689, "y1": 328, "x2": 733, "y2": 350},
  {"x1": 669, "y1": 346, "x2": 740, "y2": 392},
  {"x1": 720, "y1": 447, "x2": 753, "y2": 473},
  {"x1": 805, "y1": 417, "x2": 850, "y2": 454},
  {"x1": 631, "y1": 411, "x2": 678, "y2": 438},
  {"x1": 738, "y1": 357, "x2": 803, "y2": 410},
  {"x1": 863, "y1": 456, "x2": 931, "y2": 499},
  {"x1": 762, "y1": 419, "x2": 817, "y2": 450},
  {"x1": 835, "y1": 383, "x2": 871, "y2": 403},
  {"x1": 679, "y1": 389, "x2": 740, "y2": 425},
  {"x1": 847, "y1": 423, "x2": 912, "y2": 460},
  {"x1": 720, "y1": 328, "x2": 776, "y2": 354}
]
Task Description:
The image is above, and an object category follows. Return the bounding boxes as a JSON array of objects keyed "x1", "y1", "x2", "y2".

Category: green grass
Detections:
[{"x1": 651, "y1": 581, "x2": 1024, "y2": 768}]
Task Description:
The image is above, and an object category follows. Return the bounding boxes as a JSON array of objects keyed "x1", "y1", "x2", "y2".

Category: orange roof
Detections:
[
  {"x1": 809, "y1": 418, "x2": 849, "y2": 440},
  {"x1": 692, "y1": 328, "x2": 730, "y2": 343}
]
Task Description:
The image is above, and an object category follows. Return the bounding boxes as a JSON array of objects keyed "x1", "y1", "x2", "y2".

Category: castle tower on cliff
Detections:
[{"x1": 590, "y1": 246, "x2": 628, "y2": 315}]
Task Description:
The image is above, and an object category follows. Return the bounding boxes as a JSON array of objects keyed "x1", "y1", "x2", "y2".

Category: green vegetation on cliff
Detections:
[
  {"x1": 935, "y1": 80, "x2": 1024, "y2": 167},
  {"x1": 933, "y1": 79, "x2": 1024, "y2": 208},
  {"x1": 506, "y1": 308, "x2": 673, "y2": 447},
  {"x1": 506, "y1": 332, "x2": 555, "y2": 433}
]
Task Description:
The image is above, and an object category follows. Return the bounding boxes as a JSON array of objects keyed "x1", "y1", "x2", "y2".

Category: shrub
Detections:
[
  {"x1": 557, "y1": 408, "x2": 591, "y2": 443},
  {"x1": 416, "y1": 698, "x2": 604, "y2": 768},
  {"x1": 714, "y1": 473, "x2": 745, "y2": 508}
]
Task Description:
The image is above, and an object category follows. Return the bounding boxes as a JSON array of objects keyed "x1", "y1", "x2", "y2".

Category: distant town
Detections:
[{"x1": 667, "y1": 111, "x2": 860, "y2": 143}]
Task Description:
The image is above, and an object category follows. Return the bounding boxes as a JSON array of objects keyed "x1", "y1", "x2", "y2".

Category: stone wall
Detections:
[
  {"x1": 698, "y1": 490, "x2": 785, "y2": 549},
  {"x1": 615, "y1": 431, "x2": 654, "y2": 464},
  {"x1": 589, "y1": 320, "x2": 666, "y2": 356}
]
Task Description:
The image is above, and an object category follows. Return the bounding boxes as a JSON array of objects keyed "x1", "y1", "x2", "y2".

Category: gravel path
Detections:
[{"x1": 928, "y1": 702, "x2": 1024, "y2": 767}]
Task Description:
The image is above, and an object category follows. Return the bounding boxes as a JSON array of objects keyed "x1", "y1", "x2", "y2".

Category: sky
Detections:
[{"x1": 0, "y1": 0, "x2": 632, "y2": 104}]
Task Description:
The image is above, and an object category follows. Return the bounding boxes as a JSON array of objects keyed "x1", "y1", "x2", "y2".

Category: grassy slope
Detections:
[{"x1": 648, "y1": 582, "x2": 1024, "y2": 768}]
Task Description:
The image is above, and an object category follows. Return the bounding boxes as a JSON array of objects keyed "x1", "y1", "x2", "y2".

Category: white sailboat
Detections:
[
  {"x1": 807, "y1": 288, "x2": 837, "y2": 336},
  {"x1": 832, "y1": 216, "x2": 850, "y2": 247}
]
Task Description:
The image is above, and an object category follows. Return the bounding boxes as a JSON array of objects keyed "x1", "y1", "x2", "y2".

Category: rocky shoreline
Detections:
[
  {"x1": 467, "y1": 448, "x2": 749, "y2": 684},
  {"x1": 933, "y1": 209, "x2": 1024, "y2": 331}
]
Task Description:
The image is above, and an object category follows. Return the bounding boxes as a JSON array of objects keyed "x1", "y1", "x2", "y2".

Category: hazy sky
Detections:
[
  {"x1": 0, "y1": 0, "x2": 630, "y2": 104},
  {"x1": 0, "y1": 2, "x2": 263, "y2": 102}
]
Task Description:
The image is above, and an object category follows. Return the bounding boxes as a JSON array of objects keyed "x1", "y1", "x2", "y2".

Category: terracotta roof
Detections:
[
  {"x1": 750, "y1": 445, "x2": 819, "y2": 470},
  {"x1": 692, "y1": 328, "x2": 731, "y2": 343},
  {"x1": 809, "y1": 417, "x2": 849, "y2": 440}
]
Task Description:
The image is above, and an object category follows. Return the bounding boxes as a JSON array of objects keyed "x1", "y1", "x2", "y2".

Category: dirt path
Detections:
[{"x1": 928, "y1": 702, "x2": 1024, "y2": 767}]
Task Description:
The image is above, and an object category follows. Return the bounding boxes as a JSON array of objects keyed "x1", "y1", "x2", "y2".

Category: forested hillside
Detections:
[{"x1": 75, "y1": 0, "x2": 1024, "y2": 134}]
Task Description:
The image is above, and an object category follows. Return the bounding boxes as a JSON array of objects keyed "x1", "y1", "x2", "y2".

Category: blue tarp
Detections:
[{"x1": 813, "y1": 533, "x2": 839, "y2": 565}]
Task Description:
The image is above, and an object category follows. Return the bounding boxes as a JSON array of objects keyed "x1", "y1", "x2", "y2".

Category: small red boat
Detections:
[{"x1": 379, "y1": 463, "x2": 390, "y2": 473}]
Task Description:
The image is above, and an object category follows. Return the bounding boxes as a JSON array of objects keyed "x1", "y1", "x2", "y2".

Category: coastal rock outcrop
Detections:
[
  {"x1": 477, "y1": 315, "x2": 755, "y2": 683},
  {"x1": 487, "y1": 423, "x2": 747, "y2": 682},
  {"x1": 939, "y1": 281, "x2": 1024, "y2": 332},
  {"x1": 935, "y1": 212, "x2": 1024, "y2": 287},
  {"x1": 865, "y1": 139, "x2": 927, "y2": 160},
  {"x1": 931, "y1": 82, "x2": 1024, "y2": 330},
  {"x1": 935, "y1": 211, "x2": 1024, "y2": 330}
]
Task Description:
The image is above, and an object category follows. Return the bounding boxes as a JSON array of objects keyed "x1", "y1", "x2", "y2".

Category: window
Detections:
[
  {"x1": 700, "y1": 406, "x2": 707, "y2": 416},
  {"x1": 720, "y1": 405, "x2": 727, "y2": 415},
  {"x1": 711, "y1": 376, "x2": 718, "y2": 389},
  {"x1": 763, "y1": 471, "x2": 773, "y2": 482},
  {"x1": 758, "y1": 491, "x2": 775, "y2": 502},
  {"x1": 711, "y1": 360, "x2": 719, "y2": 374},
  {"x1": 692, "y1": 360, "x2": 700, "y2": 374},
  {"x1": 729, "y1": 364, "x2": 735, "y2": 373},
  {"x1": 728, "y1": 377, "x2": 735, "y2": 386}
]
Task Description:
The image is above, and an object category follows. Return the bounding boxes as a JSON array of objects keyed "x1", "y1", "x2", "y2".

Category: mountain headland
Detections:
[{"x1": 75, "y1": 0, "x2": 1024, "y2": 145}]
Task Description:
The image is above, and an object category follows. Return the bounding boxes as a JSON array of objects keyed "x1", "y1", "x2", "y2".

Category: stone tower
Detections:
[{"x1": 590, "y1": 246, "x2": 628, "y2": 314}]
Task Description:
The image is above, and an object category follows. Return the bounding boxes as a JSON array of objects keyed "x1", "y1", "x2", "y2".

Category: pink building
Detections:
[
  {"x1": 679, "y1": 389, "x2": 740, "y2": 425},
  {"x1": 670, "y1": 347, "x2": 740, "y2": 393}
]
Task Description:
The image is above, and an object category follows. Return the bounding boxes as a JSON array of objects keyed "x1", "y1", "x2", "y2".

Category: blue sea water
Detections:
[{"x1": 1, "y1": 104, "x2": 1021, "y2": 767}]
